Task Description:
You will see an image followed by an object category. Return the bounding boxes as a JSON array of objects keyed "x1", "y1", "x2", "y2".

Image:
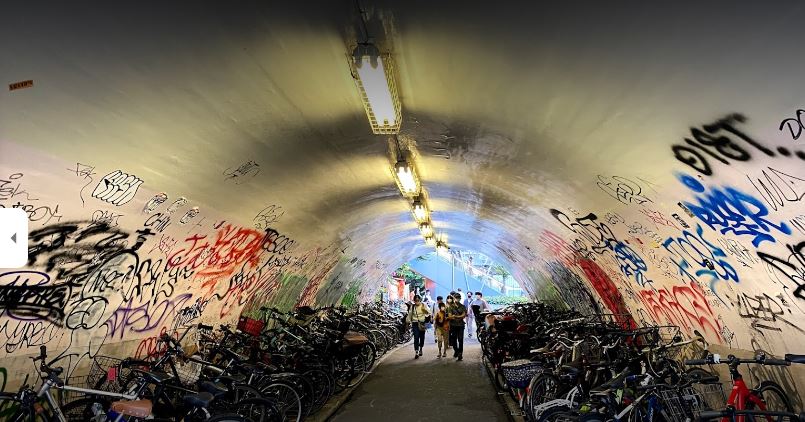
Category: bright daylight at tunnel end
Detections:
[{"x1": 1, "y1": 1, "x2": 805, "y2": 421}]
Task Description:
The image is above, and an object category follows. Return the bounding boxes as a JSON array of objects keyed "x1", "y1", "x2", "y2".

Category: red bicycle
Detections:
[{"x1": 685, "y1": 352, "x2": 805, "y2": 422}]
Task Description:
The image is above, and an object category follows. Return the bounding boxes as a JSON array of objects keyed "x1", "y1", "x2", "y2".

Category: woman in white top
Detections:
[{"x1": 406, "y1": 295, "x2": 431, "y2": 359}]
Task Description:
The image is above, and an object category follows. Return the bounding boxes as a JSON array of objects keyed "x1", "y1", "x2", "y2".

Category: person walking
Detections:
[
  {"x1": 446, "y1": 292, "x2": 467, "y2": 361},
  {"x1": 433, "y1": 302, "x2": 450, "y2": 358},
  {"x1": 431, "y1": 296, "x2": 444, "y2": 343},
  {"x1": 463, "y1": 291, "x2": 474, "y2": 338},
  {"x1": 471, "y1": 292, "x2": 491, "y2": 336},
  {"x1": 406, "y1": 294, "x2": 430, "y2": 359}
]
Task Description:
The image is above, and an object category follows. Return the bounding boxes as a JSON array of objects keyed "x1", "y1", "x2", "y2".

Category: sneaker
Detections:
[
  {"x1": 415, "y1": 353, "x2": 419, "y2": 359},
  {"x1": 419, "y1": 350, "x2": 423, "y2": 356},
  {"x1": 437, "y1": 354, "x2": 442, "y2": 359},
  {"x1": 457, "y1": 356, "x2": 463, "y2": 361}
]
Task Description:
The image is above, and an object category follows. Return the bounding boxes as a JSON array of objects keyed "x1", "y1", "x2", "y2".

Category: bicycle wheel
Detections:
[
  {"x1": 59, "y1": 396, "x2": 113, "y2": 422},
  {"x1": 538, "y1": 406, "x2": 574, "y2": 422},
  {"x1": 302, "y1": 368, "x2": 333, "y2": 414},
  {"x1": 749, "y1": 381, "x2": 794, "y2": 414},
  {"x1": 0, "y1": 395, "x2": 45, "y2": 422},
  {"x1": 527, "y1": 373, "x2": 561, "y2": 420},
  {"x1": 260, "y1": 381, "x2": 302, "y2": 422},
  {"x1": 228, "y1": 397, "x2": 281, "y2": 422}
]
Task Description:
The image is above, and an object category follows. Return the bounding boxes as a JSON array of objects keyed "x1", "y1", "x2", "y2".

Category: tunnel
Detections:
[{"x1": 1, "y1": 1, "x2": 805, "y2": 420}]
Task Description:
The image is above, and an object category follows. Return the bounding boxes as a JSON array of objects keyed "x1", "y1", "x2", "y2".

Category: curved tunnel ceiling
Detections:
[{"x1": 3, "y1": 0, "x2": 805, "y2": 388}]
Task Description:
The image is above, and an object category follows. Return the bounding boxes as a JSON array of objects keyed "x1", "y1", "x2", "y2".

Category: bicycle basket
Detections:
[
  {"x1": 659, "y1": 386, "x2": 709, "y2": 422},
  {"x1": 500, "y1": 359, "x2": 543, "y2": 389},
  {"x1": 87, "y1": 355, "x2": 133, "y2": 393},
  {"x1": 237, "y1": 316, "x2": 266, "y2": 337},
  {"x1": 175, "y1": 356, "x2": 203, "y2": 385}
]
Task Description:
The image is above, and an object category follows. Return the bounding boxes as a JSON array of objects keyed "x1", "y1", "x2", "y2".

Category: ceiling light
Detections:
[
  {"x1": 411, "y1": 198, "x2": 429, "y2": 223},
  {"x1": 394, "y1": 160, "x2": 420, "y2": 196},
  {"x1": 419, "y1": 222, "x2": 433, "y2": 238},
  {"x1": 351, "y1": 44, "x2": 401, "y2": 135},
  {"x1": 436, "y1": 240, "x2": 450, "y2": 256},
  {"x1": 424, "y1": 236, "x2": 436, "y2": 247}
]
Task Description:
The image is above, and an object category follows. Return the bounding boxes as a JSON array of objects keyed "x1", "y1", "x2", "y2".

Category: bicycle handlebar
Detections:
[{"x1": 685, "y1": 353, "x2": 791, "y2": 367}]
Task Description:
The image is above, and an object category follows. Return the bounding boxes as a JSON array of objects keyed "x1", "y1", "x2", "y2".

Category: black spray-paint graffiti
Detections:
[
  {"x1": 746, "y1": 167, "x2": 805, "y2": 212},
  {"x1": 0, "y1": 271, "x2": 72, "y2": 324},
  {"x1": 779, "y1": 109, "x2": 805, "y2": 141},
  {"x1": 0, "y1": 173, "x2": 38, "y2": 202},
  {"x1": 550, "y1": 208, "x2": 653, "y2": 287},
  {"x1": 67, "y1": 163, "x2": 97, "y2": 207},
  {"x1": 91, "y1": 170, "x2": 143, "y2": 206},
  {"x1": 678, "y1": 173, "x2": 791, "y2": 247},
  {"x1": 735, "y1": 292, "x2": 804, "y2": 334},
  {"x1": 0, "y1": 201, "x2": 63, "y2": 226},
  {"x1": 223, "y1": 161, "x2": 260, "y2": 184},
  {"x1": 758, "y1": 241, "x2": 805, "y2": 300},
  {"x1": 253, "y1": 205, "x2": 285, "y2": 230},
  {"x1": 671, "y1": 113, "x2": 805, "y2": 176},
  {"x1": 179, "y1": 207, "x2": 200, "y2": 225},
  {"x1": 596, "y1": 175, "x2": 656, "y2": 206},
  {"x1": 91, "y1": 209, "x2": 124, "y2": 228}
]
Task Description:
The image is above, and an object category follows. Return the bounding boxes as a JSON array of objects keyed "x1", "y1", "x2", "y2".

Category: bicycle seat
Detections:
[
  {"x1": 199, "y1": 381, "x2": 228, "y2": 398},
  {"x1": 111, "y1": 400, "x2": 153, "y2": 418},
  {"x1": 785, "y1": 354, "x2": 805, "y2": 364},
  {"x1": 184, "y1": 392, "x2": 214, "y2": 409}
]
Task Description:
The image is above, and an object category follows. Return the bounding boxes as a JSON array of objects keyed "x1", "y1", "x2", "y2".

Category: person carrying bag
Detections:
[{"x1": 406, "y1": 295, "x2": 430, "y2": 359}]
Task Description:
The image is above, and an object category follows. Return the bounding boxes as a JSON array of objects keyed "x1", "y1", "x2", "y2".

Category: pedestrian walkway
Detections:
[{"x1": 330, "y1": 330, "x2": 509, "y2": 422}]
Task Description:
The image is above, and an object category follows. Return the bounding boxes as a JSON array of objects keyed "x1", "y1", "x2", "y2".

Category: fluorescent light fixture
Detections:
[
  {"x1": 424, "y1": 236, "x2": 436, "y2": 247},
  {"x1": 411, "y1": 198, "x2": 429, "y2": 223},
  {"x1": 351, "y1": 44, "x2": 401, "y2": 134},
  {"x1": 395, "y1": 160, "x2": 420, "y2": 196},
  {"x1": 419, "y1": 222, "x2": 433, "y2": 238}
]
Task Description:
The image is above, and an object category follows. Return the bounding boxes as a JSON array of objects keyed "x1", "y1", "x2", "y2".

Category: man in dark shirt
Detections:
[{"x1": 446, "y1": 292, "x2": 467, "y2": 361}]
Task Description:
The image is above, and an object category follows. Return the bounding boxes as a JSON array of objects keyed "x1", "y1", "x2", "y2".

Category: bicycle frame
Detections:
[
  {"x1": 724, "y1": 378, "x2": 767, "y2": 422},
  {"x1": 35, "y1": 377, "x2": 139, "y2": 422}
]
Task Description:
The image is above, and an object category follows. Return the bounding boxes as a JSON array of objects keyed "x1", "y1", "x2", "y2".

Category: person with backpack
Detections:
[{"x1": 406, "y1": 294, "x2": 431, "y2": 359}]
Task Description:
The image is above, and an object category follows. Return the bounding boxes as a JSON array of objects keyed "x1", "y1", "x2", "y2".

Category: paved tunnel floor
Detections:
[{"x1": 330, "y1": 330, "x2": 509, "y2": 422}]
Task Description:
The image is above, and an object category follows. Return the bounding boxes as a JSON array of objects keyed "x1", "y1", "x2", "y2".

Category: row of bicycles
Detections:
[
  {"x1": 0, "y1": 303, "x2": 411, "y2": 422},
  {"x1": 477, "y1": 303, "x2": 805, "y2": 422}
]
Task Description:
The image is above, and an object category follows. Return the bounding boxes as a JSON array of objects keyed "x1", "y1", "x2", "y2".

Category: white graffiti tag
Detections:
[{"x1": 91, "y1": 170, "x2": 143, "y2": 206}]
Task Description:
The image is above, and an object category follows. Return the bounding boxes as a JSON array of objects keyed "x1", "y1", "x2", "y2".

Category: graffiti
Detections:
[
  {"x1": 223, "y1": 161, "x2": 260, "y2": 184},
  {"x1": 624, "y1": 222, "x2": 665, "y2": 246},
  {"x1": 577, "y1": 259, "x2": 635, "y2": 329},
  {"x1": 0, "y1": 318, "x2": 64, "y2": 354},
  {"x1": 746, "y1": 167, "x2": 805, "y2": 211},
  {"x1": 790, "y1": 216, "x2": 805, "y2": 235},
  {"x1": 0, "y1": 271, "x2": 72, "y2": 324},
  {"x1": 670, "y1": 113, "x2": 779, "y2": 176},
  {"x1": 144, "y1": 212, "x2": 171, "y2": 233},
  {"x1": 779, "y1": 109, "x2": 805, "y2": 140},
  {"x1": 614, "y1": 242, "x2": 652, "y2": 287},
  {"x1": 546, "y1": 261, "x2": 600, "y2": 316},
  {"x1": 179, "y1": 207, "x2": 200, "y2": 225},
  {"x1": 91, "y1": 209, "x2": 123, "y2": 227},
  {"x1": 735, "y1": 293, "x2": 804, "y2": 334},
  {"x1": 148, "y1": 233, "x2": 178, "y2": 258},
  {"x1": 0, "y1": 201, "x2": 63, "y2": 225},
  {"x1": 596, "y1": 175, "x2": 656, "y2": 206},
  {"x1": 91, "y1": 170, "x2": 143, "y2": 206},
  {"x1": 0, "y1": 173, "x2": 37, "y2": 202},
  {"x1": 671, "y1": 214, "x2": 690, "y2": 229},
  {"x1": 663, "y1": 224, "x2": 739, "y2": 283},
  {"x1": 716, "y1": 237, "x2": 758, "y2": 268},
  {"x1": 640, "y1": 209, "x2": 678, "y2": 230},
  {"x1": 539, "y1": 230, "x2": 579, "y2": 267},
  {"x1": 758, "y1": 241, "x2": 805, "y2": 300},
  {"x1": 638, "y1": 282, "x2": 723, "y2": 342},
  {"x1": 253, "y1": 205, "x2": 285, "y2": 229},
  {"x1": 678, "y1": 173, "x2": 791, "y2": 247},
  {"x1": 143, "y1": 192, "x2": 168, "y2": 214},
  {"x1": 105, "y1": 293, "x2": 194, "y2": 339},
  {"x1": 67, "y1": 163, "x2": 97, "y2": 206},
  {"x1": 166, "y1": 197, "x2": 187, "y2": 214}
]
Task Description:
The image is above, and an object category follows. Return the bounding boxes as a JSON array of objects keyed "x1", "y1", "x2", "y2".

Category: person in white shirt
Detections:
[
  {"x1": 456, "y1": 288, "x2": 465, "y2": 303},
  {"x1": 463, "y1": 291, "x2": 474, "y2": 337},
  {"x1": 470, "y1": 292, "x2": 491, "y2": 336}
]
